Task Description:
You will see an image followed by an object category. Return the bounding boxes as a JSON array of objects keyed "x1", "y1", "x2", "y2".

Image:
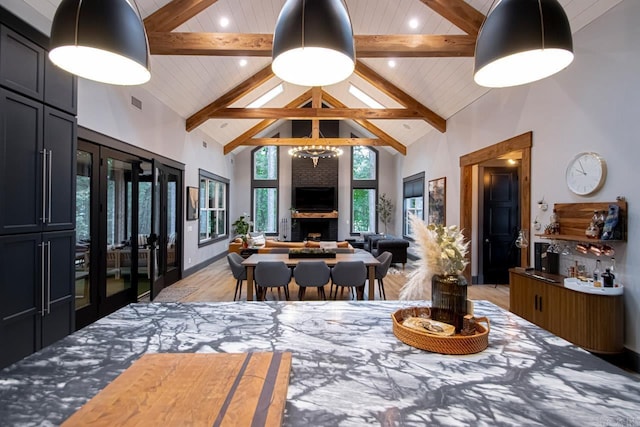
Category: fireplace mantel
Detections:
[{"x1": 292, "y1": 211, "x2": 338, "y2": 219}]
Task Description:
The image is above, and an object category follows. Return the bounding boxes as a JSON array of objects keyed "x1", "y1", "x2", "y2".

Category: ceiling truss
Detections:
[{"x1": 143, "y1": 0, "x2": 485, "y2": 155}]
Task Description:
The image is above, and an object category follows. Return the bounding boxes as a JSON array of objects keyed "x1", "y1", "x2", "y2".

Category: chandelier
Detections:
[{"x1": 288, "y1": 145, "x2": 343, "y2": 168}]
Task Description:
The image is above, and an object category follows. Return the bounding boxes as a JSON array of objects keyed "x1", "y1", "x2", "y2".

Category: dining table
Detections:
[{"x1": 241, "y1": 251, "x2": 380, "y2": 301}]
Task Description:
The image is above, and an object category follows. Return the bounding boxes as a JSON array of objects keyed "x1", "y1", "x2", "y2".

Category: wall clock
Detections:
[{"x1": 565, "y1": 152, "x2": 607, "y2": 196}]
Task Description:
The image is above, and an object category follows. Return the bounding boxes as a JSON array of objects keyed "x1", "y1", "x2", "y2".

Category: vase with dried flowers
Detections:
[{"x1": 400, "y1": 214, "x2": 469, "y2": 331}]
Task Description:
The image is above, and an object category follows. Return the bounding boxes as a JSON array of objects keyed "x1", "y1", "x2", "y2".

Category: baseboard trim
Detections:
[
  {"x1": 595, "y1": 348, "x2": 640, "y2": 374},
  {"x1": 183, "y1": 252, "x2": 227, "y2": 278}
]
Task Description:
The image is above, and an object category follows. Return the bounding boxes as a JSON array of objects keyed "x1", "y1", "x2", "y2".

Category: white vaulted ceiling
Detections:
[{"x1": 15, "y1": 0, "x2": 623, "y2": 152}]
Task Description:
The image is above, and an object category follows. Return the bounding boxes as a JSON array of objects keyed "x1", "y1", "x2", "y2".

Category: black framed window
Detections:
[
  {"x1": 251, "y1": 146, "x2": 279, "y2": 234},
  {"x1": 403, "y1": 172, "x2": 425, "y2": 239},
  {"x1": 351, "y1": 145, "x2": 378, "y2": 234},
  {"x1": 199, "y1": 169, "x2": 229, "y2": 244}
]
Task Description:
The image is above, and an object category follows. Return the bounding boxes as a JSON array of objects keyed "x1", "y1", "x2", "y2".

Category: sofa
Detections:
[{"x1": 363, "y1": 234, "x2": 410, "y2": 268}]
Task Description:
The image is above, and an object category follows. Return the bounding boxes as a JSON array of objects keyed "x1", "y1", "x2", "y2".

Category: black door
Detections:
[{"x1": 481, "y1": 167, "x2": 520, "y2": 284}]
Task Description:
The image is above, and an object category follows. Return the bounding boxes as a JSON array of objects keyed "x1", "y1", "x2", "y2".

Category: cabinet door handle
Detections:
[
  {"x1": 47, "y1": 150, "x2": 52, "y2": 224},
  {"x1": 40, "y1": 242, "x2": 46, "y2": 317},
  {"x1": 41, "y1": 149, "x2": 47, "y2": 223},
  {"x1": 46, "y1": 241, "x2": 51, "y2": 315},
  {"x1": 539, "y1": 296, "x2": 543, "y2": 313},
  {"x1": 534, "y1": 294, "x2": 538, "y2": 311}
]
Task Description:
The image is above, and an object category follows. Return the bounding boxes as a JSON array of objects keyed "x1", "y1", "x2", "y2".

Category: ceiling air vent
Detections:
[{"x1": 131, "y1": 96, "x2": 142, "y2": 110}]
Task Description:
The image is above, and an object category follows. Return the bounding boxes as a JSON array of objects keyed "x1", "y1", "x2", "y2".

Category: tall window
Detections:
[
  {"x1": 351, "y1": 146, "x2": 378, "y2": 234},
  {"x1": 252, "y1": 146, "x2": 278, "y2": 234},
  {"x1": 403, "y1": 172, "x2": 425, "y2": 238},
  {"x1": 199, "y1": 170, "x2": 229, "y2": 243}
]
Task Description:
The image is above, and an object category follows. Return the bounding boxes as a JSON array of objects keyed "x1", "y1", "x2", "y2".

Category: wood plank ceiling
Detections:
[{"x1": 22, "y1": 0, "x2": 624, "y2": 154}]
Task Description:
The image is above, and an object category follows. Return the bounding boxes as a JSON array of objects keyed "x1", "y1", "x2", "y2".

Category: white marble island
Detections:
[{"x1": 1, "y1": 301, "x2": 639, "y2": 426}]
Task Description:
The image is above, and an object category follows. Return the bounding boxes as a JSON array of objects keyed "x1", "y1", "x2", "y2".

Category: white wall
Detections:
[{"x1": 401, "y1": 0, "x2": 640, "y2": 352}]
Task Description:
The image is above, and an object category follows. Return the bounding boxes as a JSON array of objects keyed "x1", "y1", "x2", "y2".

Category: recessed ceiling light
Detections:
[
  {"x1": 239, "y1": 59, "x2": 248, "y2": 67},
  {"x1": 220, "y1": 122, "x2": 228, "y2": 128},
  {"x1": 247, "y1": 84, "x2": 284, "y2": 108},
  {"x1": 388, "y1": 60, "x2": 396, "y2": 68},
  {"x1": 220, "y1": 17, "x2": 230, "y2": 28},
  {"x1": 349, "y1": 84, "x2": 384, "y2": 109},
  {"x1": 409, "y1": 18, "x2": 419, "y2": 29},
  {"x1": 403, "y1": 123, "x2": 411, "y2": 130}
]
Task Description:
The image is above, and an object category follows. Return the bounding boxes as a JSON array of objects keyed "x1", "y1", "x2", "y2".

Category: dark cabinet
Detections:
[
  {"x1": 45, "y1": 57, "x2": 77, "y2": 115},
  {"x1": 0, "y1": 25, "x2": 44, "y2": 101},
  {"x1": 0, "y1": 230, "x2": 74, "y2": 368},
  {"x1": 0, "y1": 90, "x2": 76, "y2": 234}
]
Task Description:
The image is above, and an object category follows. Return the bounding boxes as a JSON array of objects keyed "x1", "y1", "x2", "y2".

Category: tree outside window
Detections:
[
  {"x1": 351, "y1": 146, "x2": 378, "y2": 234},
  {"x1": 252, "y1": 146, "x2": 279, "y2": 235},
  {"x1": 198, "y1": 170, "x2": 228, "y2": 244}
]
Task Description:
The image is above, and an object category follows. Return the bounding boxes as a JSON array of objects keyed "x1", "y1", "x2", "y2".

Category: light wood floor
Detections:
[{"x1": 156, "y1": 257, "x2": 510, "y2": 310}]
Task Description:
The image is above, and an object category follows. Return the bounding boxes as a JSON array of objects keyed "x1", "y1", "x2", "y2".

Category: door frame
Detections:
[{"x1": 459, "y1": 132, "x2": 532, "y2": 283}]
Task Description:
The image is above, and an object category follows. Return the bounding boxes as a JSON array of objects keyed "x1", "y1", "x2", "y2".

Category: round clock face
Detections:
[{"x1": 565, "y1": 152, "x2": 607, "y2": 196}]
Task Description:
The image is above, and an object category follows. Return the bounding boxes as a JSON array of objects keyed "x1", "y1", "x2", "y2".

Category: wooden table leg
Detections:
[
  {"x1": 368, "y1": 265, "x2": 376, "y2": 300},
  {"x1": 246, "y1": 266, "x2": 254, "y2": 301}
]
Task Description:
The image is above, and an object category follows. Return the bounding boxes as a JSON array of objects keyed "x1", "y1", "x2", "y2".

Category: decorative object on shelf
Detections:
[
  {"x1": 272, "y1": 0, "x2": 355, "y2": 87},
  {"x1": 400, "y1": 215, "x2": 469, "y2": 332},
  {"x1": 376, "y1": 193, "x2": 394, "y2": 235},
  {"x1": 602, "y1": 204, "x2": 621, "y2": 240},
  {"x1": 548, "y1": 209, "x2": 560, "y2": 234},
  {"x1": 288, "y1": 248, "x2": 336, "y2": 258},
  {"x1": 49, "y1": 0, "x2": 151, "y2": 85},
  {"x1": 427, "y1": 177, "x2": 446, "y2": 226},
  {"x1": 391, "y1": 307, "x2": 489, "y2": 355},
  {"x1": 288, "y1": 144, "x2": 343, "y2": 168},
  {"x1": 565, "y1": 152, "x2": 607, "y2": 196},
  {"x1": 474, "y1": 0, "x2": 573, "y2": 88}
]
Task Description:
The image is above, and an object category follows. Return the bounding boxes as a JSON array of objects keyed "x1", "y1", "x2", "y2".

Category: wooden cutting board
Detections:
[{"x1": 62, "y1": 352, "x2": 292, "y2": 427}]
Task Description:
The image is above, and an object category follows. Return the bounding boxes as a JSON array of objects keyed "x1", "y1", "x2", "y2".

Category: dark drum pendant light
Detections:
[
  {"x1": 49, "y1": 0, "x2": 150, "y2": 86},
  {"x1": 272, "y1": 0, "x2": 355, "y2": 87},
  {"x1": 474, "y1": 0, "x2": 573, "y2": 88}
]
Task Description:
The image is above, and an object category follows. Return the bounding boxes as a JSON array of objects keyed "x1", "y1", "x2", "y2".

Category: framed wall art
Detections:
[
  {"x1": 187, "y1": 186, "x2": 199, "y2": 221},
  {"x1": 428, "y1": 177, "x2": 446, "y2": 225}
]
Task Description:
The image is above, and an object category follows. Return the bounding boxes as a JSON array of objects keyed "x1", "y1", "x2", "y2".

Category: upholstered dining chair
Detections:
[
  {"x1": 254, "y1": 261, "x2": 292, "y2": 301},
  {"x1": 227, "y1": 253, "x2": 247, "y2": 301},
  {"x1": 330, "y1": 261, "x2": 367, "y2": 300},
  {"x1": 374, "y1": 251, "x2": 393, "y2": 300},
  {"x1": 293, "y1": 261, "x2": 331, "y2": 301}
]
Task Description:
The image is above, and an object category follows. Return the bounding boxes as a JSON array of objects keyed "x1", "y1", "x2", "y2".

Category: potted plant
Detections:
[
  {"x1": 376, "y1": 193, "x2": 394, "y2": 235},
  {"x1": 399, "y1": 214, "x2": 469, "y2": 331},
  {"x1": 232, "y1": 215, "x2": 251, "y2": 247}
]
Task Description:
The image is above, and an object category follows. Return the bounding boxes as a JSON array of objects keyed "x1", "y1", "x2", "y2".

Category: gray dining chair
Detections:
[
  {"x1": 227, "y1": 253, "x2": 247, "y2": 301},
  {"x1": 254, "y1": 261, "x2": 292, "y2": 301},
  {"x1": 330, "y1": 261, "x2": 367, "y2": 300},
  {"x1": 293, "y1": 261, "x2": 331, "y2": 300},
  {"x1": 374, "y1": 251, "x2": 393, "y2": 300}
]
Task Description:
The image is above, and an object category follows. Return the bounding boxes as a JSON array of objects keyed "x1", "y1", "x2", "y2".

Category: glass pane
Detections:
[
  {"x1": 199, "y1": 178, "x2": 207, "y2": 240},
  {"x1": 216, "y1": 181, "x2": 225, "y2": 209},
  {"x1": 106, "y1": 158, "x2": 132, "y2": 297},
  {"x1": 166, "y1": 172, "x2": 178, "y2": 272},
  {"x1": 253, "y1": 187, "x2": 277, "y2": 233},
  {"x1": 75, "y1": 150, "x2": 92, "y2": 310},
  {"x1": 352, "y1": 188, "x2": 376, "y2": 233},
  {"x1": 253, "y1": 146, "x2": 278, "y2": 180},
  {"x1": 208, "y1": 181, "x2": 215, "y2": 208},
  {"x1": 353, "y1": 146, "x2": 376, "y2": 180}
]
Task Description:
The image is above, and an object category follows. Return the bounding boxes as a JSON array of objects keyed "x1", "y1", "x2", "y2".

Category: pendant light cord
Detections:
[
  {"x1": 537, "y1": 0, "x2": 545, "y2": 49},
  {"x1": 475, "y1": 0, "x2": 498, "y2": 50},
  {"x1": 301, "y1": 0, "x2": 305, "y2": 49},
  {"x1": 73, "y1": 0, "x2": 84, "y2": 45}
]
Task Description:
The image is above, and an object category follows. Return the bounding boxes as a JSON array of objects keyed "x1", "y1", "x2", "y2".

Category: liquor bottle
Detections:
[
  {"x1": 602, "y1": 268, "x2": 615, "y2": 288},
  {"x1": 549, "y1": 209, "x2": 560, "y2": 234},
  {"x1": 593, "y1": 259, "x2": 602, "y2": 282}
]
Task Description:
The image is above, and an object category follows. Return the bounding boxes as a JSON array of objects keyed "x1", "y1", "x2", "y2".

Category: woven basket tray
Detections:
[{"x1": 391, "y1": 307, "x2": 490, "y2": 355}]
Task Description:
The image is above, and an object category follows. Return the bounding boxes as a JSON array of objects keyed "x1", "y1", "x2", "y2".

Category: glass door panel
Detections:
[
  {"x1": 75, "y1": 149, "x2": 92, "y2": 310},
  {"x1": 105, "y1": 157, "x2": 133, "y2": 297}
]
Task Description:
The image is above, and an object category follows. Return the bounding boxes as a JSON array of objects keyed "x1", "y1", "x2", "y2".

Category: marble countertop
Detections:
[{"x1": 1, "y1": 301, "x2": 639, "y2": 426}]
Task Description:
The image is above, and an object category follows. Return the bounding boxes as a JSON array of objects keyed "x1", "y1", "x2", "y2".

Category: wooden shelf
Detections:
[
  {"x1": 292, "y1": 211, "x2": 338, "y2": 219},
  {"x1": 547, "y1": 200, "x2": 627, "y2": 242},
  {"x1": 535, "y1": 233, "x2": 622, "y2": 244}
]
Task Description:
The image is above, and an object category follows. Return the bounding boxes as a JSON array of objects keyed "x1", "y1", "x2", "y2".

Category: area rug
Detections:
[{"x1": 150, "y1": 286, "x2": 199, "y2": 303}]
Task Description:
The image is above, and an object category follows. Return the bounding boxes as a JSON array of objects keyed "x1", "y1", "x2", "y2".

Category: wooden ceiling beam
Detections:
[
  {"x1": 311, "y1": 87, "x2": 322, "y2": 139},
  {"x1": 246, "y1": 138, "x2": 384, "y2": 147},
  {"x1": 223, "y1": 89, "x2": 313, "y2": 155},
  {"x1": 209, "y1": 108, "x2": 426, "y2": 120},
  {"x1": 355, "y1": 60, "x2": 446, "y2": 133},
  {"x1": 418, "y1": 0, "x2": 485, "y2": 36},
  {"x1": 147, "y1": 32, "x2": 476, "y2": 57},
  {"x1": 186, "y1": 65, "x2": 275, "y2": 132},
  {"x1": 321, "y1": 91, "x2": 407, "y2": 155},
  {"x1": 144, "y1": 0, "x2": 219, "y2": 33}
]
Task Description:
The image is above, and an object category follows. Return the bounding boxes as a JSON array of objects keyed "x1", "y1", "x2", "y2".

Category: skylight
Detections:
[
  {"x1": 348, "y1": 84, "x2": 384, "y2": 109},
  {"x1": 247, "y1": 84, "x2": 284, "y2": 108}
]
